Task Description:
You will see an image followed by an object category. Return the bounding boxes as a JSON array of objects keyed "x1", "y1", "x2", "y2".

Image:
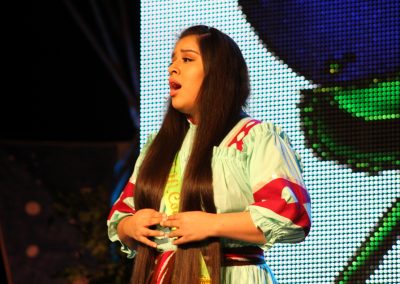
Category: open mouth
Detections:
[
  {"x1": 169, "y1": 79, "x2": 182, "y2": 97},
  {"x1": 169, "y1": 81, "x2": 182, "y2": 90}
]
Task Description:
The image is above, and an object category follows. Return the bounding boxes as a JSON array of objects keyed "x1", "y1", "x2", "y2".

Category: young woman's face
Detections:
[{"x1": 168, "y1": 35, "x2": 204, "y2": 122}]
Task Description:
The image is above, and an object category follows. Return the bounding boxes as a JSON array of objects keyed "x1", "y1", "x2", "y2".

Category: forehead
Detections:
[{"x1": 173, "y1": 35, "x2": 200, "y2": 53}]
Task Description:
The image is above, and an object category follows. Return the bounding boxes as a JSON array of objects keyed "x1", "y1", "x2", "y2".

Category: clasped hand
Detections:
[
  {"x1": 161, "y1": 211, "x2": 215, "y2": 245},
  {"x1": 122, "y1": 209, "x2": 215, "y2": 248}
]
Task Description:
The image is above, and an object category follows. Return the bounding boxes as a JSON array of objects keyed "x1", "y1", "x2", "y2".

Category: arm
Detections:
[
  {"x1": 163, "y1": 211, "x2": 266, "y2": 245},
  {"x1": 163, "y1": 123, "x2": 311, "y2": 248},
  {"x1": 245, "y1": 124, "x2": 311, "y2": 247},
  {"x1": 107, "y1": 181, "x2": 137, "y2": 254},
  {"x1": 107, "y1": 133, "x2": 163, "y2": 256},
  {"x1": 117, "y1": 216, "x2": 138, "y2": 249},
  {"x1": 108, "y1": 181, "x2": 166, "y2": 253},
  {"x1": 212, "y1": 211, "x2": 266, "y2": 243}
]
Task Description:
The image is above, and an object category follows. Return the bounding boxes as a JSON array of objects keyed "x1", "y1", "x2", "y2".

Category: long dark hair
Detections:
[{"x1": 132, "y1": 25, "x2": 250, "y2": 284}]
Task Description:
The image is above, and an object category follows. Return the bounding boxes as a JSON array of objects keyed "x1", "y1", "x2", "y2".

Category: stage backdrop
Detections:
[{"x1": 139, "y1": 1, "x2": 399, "y2": 283}]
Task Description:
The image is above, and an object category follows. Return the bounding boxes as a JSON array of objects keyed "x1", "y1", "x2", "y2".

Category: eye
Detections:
[{"x1": 182, "y1": 57, "x2": 193, "y2": 63}]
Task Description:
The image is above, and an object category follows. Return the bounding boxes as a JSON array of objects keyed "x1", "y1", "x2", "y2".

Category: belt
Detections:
[{"x1": 222, "y1": 246, "x2": 266, "y2": 266}]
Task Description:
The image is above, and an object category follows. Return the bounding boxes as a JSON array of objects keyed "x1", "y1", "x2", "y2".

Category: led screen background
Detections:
[{"x1": 140, "y1": 1, "x2": 399, "y2": 283}]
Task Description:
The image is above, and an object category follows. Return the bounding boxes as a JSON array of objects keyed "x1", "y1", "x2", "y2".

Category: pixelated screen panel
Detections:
[{"x1": 140, "y1": 1, "x2": 399, "y2": 283}]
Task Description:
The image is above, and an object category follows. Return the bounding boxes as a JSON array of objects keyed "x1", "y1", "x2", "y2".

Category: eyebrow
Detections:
[{"x1": 171, "y1": 49, "x2": 200, "y2": 58}]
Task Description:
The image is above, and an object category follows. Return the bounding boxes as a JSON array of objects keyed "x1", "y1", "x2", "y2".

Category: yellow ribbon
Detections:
[
  {"x1": 164, "y1": 155, "x2": 182, "y2": 216},
  {"x1": 162, "y1": 154, "x2": 211, "y2": 281}
]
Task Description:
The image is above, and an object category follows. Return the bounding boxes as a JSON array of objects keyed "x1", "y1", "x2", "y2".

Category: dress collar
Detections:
[{"x1": 186, "y1": 115, "x2": 198, "y2": 128}]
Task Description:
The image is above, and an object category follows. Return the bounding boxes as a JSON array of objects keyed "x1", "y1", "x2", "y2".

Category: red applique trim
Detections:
[
  {"x1": 107, "y1": 182, "x2": 136, "y2": 220},
  {"x1": 252, "y1": 178, "x2": 311, "y2": 234},
  {"x1": 228, "y1": 119, "x2": 261, "y2": 151}
]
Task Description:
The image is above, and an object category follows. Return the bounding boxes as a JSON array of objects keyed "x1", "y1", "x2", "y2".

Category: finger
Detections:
[
  {"x1": 166, "y1": 229, "x2": 181, "y2": 238},
  {"x1": 138, "y1": 236, "x2": 158, "y2": 248},
  {"x1": 161, "y1": 220, "x2": 180, "y2": 228},
  {"x1": 145, "y1": 216, "x2": 164, "y2": 226},
  {"x1": 166, "y1": 214, "x2": 182, "y2": 221},
  {"x1": 151, "y1": 211, "x2": 164, "y2": 218},
  {"x1": 173, "y1": 236, "x2": 188, "y2": 245},
  {"x1": 160, "y1": 215, "x2": 175, "y2": 226},
  {"x1": 143, "y1": 228, "x2": 165, "y2": 237}
]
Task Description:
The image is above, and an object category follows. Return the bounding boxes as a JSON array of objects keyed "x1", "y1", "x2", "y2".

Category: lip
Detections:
[{"x1": 168, "y1": 78, "x2": 181, "y2": 97}]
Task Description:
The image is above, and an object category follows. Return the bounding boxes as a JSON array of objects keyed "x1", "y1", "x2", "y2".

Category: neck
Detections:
[{"x1": 186, "y1": 114, "x2": 198, "y2": 125}]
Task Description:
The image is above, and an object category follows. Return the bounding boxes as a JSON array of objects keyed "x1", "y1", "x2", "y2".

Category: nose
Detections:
[{"x1": 168, "y1": 61, "x2": 179, "y2": 75}]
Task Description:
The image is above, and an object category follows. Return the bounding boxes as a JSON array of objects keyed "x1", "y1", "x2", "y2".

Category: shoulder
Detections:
[
  {"x1": 241, "y1": 119, "x2": 296, "y2": 157},
  {"x1": 129, "y1": 131, "x2": 158, "y2": 183},
  {"x1": 242, "y1": 120, "x2": 304, "y2": 174},
  {"x1": 141, "y1": 131, "x2": 158, "y2": 151},
  {"x1": 245, "y1": 121, "x2": 292, "y2": 145},
  {"x1": 137, "y1": 131, "x2": 159, "y2": 163},
  {"x1": 225, "y1": 117, "x2": 293, "y2": 151},
  {"x1": 224, "y1": 118, "x2": 262, "y2": 151}
]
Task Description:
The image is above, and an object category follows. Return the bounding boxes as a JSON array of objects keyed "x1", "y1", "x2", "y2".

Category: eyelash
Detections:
[{"x1": 169, "y1": 57, "x2": 193, "y2": 66}]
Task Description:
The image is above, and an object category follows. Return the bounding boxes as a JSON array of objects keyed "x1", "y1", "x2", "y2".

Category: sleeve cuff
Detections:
[
  {"x1": 107, "y1": 213, "x2": 136, "y2": 258},
  {"x1": 246, "y1": 205, "x2": 280, "y2": 251},
  {"x1": 247, "y1": 205, "x2": 307, "y2": 249}
]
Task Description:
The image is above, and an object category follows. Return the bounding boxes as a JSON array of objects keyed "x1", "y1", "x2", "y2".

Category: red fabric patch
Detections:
[
  {"x1": 252, "y1": 178, "x2": 311, "y2": 234},
  {"x1": 107, "y1": 182, "x2": 136, "y2": 220},
  {"x1": 228, "y1": 119, "x2": 261, "y2": 151},
  {"x1": 151, "y1": 250, "x2": 175, "y2": 284}
]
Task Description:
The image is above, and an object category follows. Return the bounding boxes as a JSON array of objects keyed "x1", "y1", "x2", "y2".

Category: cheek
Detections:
[
  {"x1": 183, "y1": 68, "x2": 204, "y2": 100},
  {"x1": 192, "y1": 78, "x2": 203, "y2": 100},
  {"x1": 194, "y1": 72, "x2": 204, "y2": 91}
]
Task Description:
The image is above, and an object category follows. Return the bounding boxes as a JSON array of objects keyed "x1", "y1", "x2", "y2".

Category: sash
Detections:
[
  {"x1": 154, "y1": 154, "x2": 211, "y2": 281},
  {"x1": 164, "y1": 154, "x2": 182, "y2": 216}
]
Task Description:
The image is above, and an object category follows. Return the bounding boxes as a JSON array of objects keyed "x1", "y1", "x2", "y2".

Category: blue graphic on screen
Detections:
[{"x1": 239, "y1": 0, "x2": 399, "y2": 84}]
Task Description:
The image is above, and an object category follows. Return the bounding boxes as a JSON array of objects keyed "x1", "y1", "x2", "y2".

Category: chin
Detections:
[{"x1": 171, "y1": 104, "x2": 184, "y2": 114}]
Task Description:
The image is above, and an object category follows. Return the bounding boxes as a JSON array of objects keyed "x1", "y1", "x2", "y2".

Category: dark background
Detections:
[
  {"x1": 1, "y1": 1, "x2": 141, "y2": 283},
  {"x1": 17, "y1": 0, "x2": 139, "y2": 141}
]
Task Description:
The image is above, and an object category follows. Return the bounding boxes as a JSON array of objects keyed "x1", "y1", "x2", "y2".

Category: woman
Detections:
[{"x1": 107, "y1": 25, "x2": 311, "y2": 284}]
